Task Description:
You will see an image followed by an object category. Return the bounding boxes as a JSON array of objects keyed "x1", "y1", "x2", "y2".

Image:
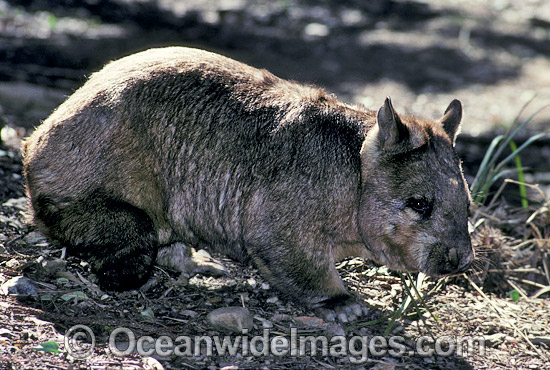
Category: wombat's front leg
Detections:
[
  {"x1": 247, "y1": 240, "x2": 368, "y2": 322},
  {"x1": 31, "y1": 192, "x2": 158, "y2": 291}
]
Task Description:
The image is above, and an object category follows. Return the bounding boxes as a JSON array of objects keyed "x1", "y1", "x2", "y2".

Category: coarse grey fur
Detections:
[{"x1": 23, "y1": 47, "x2": 474, "y2": 317}]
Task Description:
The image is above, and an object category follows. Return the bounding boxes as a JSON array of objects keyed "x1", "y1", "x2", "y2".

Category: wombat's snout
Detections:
[{"x1": 446, "y1": 246, "x2": 474, "y2": 274}]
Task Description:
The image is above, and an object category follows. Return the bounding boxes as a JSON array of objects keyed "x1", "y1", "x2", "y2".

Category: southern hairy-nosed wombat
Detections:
[{"x1": 23, "y1": 47, "x2": 474, "y2": 321}]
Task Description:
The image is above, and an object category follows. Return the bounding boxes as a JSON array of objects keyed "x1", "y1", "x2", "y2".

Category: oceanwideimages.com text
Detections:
[{"x1": 65, "y1": 325, "x2": 485, "y2": 363}]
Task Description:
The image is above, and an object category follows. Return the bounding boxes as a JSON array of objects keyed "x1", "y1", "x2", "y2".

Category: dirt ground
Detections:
[{"x1": 1, "y1": 0, "x2": 550, "y2": 369}]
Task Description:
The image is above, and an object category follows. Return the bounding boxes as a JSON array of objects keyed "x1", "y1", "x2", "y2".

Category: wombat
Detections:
[{"x1": 23, "y1": 47, "x2": 474, "y2": 321}]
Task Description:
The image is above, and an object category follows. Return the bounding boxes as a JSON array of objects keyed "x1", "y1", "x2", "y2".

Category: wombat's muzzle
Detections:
[{"x1": 447, "y1": 246, "x2": 474, "y2": 274}]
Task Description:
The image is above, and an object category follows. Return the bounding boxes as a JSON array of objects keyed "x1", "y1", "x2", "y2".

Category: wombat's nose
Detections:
[{"x1": 448, "y1": 247, "x2": 474, "y2": 273}]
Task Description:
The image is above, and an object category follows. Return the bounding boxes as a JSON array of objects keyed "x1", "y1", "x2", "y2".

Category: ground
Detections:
[{"x1": 1, "y1": 0, "x2": 550, "y2": 369}]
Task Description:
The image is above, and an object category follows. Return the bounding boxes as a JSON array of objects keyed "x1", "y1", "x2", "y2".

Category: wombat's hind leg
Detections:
[{"x1": 32, "y1": 193, "x2": 158, "y2": 291}]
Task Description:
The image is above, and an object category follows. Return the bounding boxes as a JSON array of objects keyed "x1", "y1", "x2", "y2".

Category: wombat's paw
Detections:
[
  {"x1": 94, "y1": 255, "x2": 155, "y2": 291},
  {"x1": 316, "y1": 299, "x2": 370, "y2": 323},
  {"x1": 186, "y1": 249, "x2": 229, "y2": 277},
  {"x1": 96, "y1": 267, "x2": 151, "y2": 291}
]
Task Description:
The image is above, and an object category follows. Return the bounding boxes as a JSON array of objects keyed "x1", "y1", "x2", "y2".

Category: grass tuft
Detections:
[{"x1": 470, "y1": 98, "x2": 548, "y2": 205}]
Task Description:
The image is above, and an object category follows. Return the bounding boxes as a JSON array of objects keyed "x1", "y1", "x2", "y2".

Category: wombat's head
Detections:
[{"x1": 359, "y1": 97, "x2": 474, "y2": 276}]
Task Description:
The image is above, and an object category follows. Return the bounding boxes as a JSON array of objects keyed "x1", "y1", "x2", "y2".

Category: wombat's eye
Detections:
[{"x1": 406, "y1": 197, "x2": 433, "y2": 218}]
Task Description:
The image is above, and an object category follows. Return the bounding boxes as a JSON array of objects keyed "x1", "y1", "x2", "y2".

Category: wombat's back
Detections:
[{"x1": 23, "y1": 47, "x2": 370, "y2": 252}]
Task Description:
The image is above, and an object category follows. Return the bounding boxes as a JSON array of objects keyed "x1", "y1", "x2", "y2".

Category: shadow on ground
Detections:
[{"x1": 1, "y1": 0, "x2": 529, "y2": 101}]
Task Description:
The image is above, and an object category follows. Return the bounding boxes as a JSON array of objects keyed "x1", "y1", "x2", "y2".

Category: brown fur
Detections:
[{"x1": 22, "y1": 47, "x2": 473, "y2": 310}]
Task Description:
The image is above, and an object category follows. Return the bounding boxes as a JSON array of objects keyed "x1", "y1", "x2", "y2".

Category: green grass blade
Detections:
[
  {"x1": 471, "y1": 103, "x2": 549, "y2": 205},
  {"x1": 407, "y1": 272, "x2": 439, "y2": 322},
  {"x1": 489, "y1": 167, "x2": 529, "y2": 183},
  {"x1": 383, "y1": 272, "x2": 413, "y2": 337},
  {"x1": 488, "y1": 104, "x2": 550, "y2": 171},
  {"x1": 400, "y1": 274, "x2": 436, "y2": 339},
  {"x1": 509, "y1": 140, "x2": 528, "y2": 208},
  {"x1": 471, "y1": 135, "x2": 504, "y2": 197},
  {"x1": 383, "y1": 294, "x2": 410, "y2": 337},
  {"x1": 493, "y1": 133, "x2": 547, "y2": 175},
  {"x1": 509, "y1": 93, "x2": 537, "y2": 133}
]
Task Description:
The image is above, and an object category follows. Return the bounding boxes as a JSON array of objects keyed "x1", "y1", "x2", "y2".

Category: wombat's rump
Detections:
[{"x1": 23, "y1": 47, "x2": 473, "y2": 320}]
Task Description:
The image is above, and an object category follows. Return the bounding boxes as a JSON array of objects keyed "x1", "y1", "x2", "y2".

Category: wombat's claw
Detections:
[{"x1": 317, "y1": 302, "x2": 369, "y2": 323}]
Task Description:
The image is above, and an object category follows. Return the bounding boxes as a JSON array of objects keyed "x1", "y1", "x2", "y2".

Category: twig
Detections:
[
  {"x1": 162, "y1": 316, "x2": 188, "y2": 324},
  {"x1": 487, "y1": 181, "x2": 509, "y2": 209},
  {"x1": 507, "y1": 276, "x2": 547, "y2": 289},
  {"x1": 506, "y1": 179, "x2": 549, "y2": 208},
  {"x1": 44, "y1": 364, "x2": 68, "y2": 369},
  {"x1": 76, "y1": 271, "x2": 103, "y2": 296},
  {"x1": 542, "y1": 253, "x2": 550, "y2": 285},
  {"x1": 532, "y1": 286, "x2": 550, "y2": 299},
  {"x1": 177, "y1": 362, "x2": 198, "y2": 369},
  {"x1": 312, "y1": 358, "x2": 337, "y2": 369},
  {"x1": 475, "y1": 211, "x2": 502, "y2": 223},
  {"x1": 511, "y1": 239, "x2": 537, "y2": 250},
  {"x1": 485, "y1": 268, "x2": 541, "y2": 274},
  {"x1": 161, "y1": 286, "x2": 173, "y2": 298}
]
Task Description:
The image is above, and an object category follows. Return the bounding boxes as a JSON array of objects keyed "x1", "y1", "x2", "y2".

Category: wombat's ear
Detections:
[
  {"x1": 376, "y1": 97, "x2": 409, "y2": 150},
  {"x1": 440, "y1": 99, "x2": 463, "y2": 144}
]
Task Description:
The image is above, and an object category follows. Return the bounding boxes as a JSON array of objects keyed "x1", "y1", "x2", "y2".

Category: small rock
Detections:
[
  {"x1": 180, "y1": 309, "x2": 198, "y2": 318},
  {"x1": 266, "y1": 296, "x2": 279, "y2": 304},
  {"x1": 5, "y1": 259, "x2": 18, "y2": 268},
  {"x1": 140, "y1": 308, "x2": 156, "y2": 322},
  {"x1": 371, "y1": 363, "x2": 396, "y2": 370},
  {"x1": 207, "y1": 306, "x2": 254, "y2": 334},
  {"x1": 304, "y1": 23, "x2": 329, "y2": 38},
  {"x1": 294, "y1": 316, "x2": 324, "y2": 328},
  {"x1": 247, "y1": 278, "x2": 257, "y2": 288},
  {"x1": 270, "y1": 313, "x2": 292, "y2": 323},
  {"x1": 2, "y1": 197, "x2": 27, "y2": 211},
  {"x1": 225, "y1": 279, "x2": 237, "y2": 287},
  {"x1": 260, "y1": 283, "x2": 269, "y2": 290},
  {"x1": 254, "y1": 316, "x2": 273, "y2": 329},
  {"x1": 23, "y1": 231, "x2": 46, "y2": 244},
  {"x1": 38, "y1": 258, "x2": 67, "y2": 278},
  {"x1": 1, "y1": 276, "x2": 37, "y2": 296},
  {"x1": 142, "y1": 356, "x2": 164, "y2": 370},
  {"x1": 340, "y1": 9, "x2": 365, "y2": 27},
  {"x1": 485, "y1": 333, "x2": 507, "y2": 347}
]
